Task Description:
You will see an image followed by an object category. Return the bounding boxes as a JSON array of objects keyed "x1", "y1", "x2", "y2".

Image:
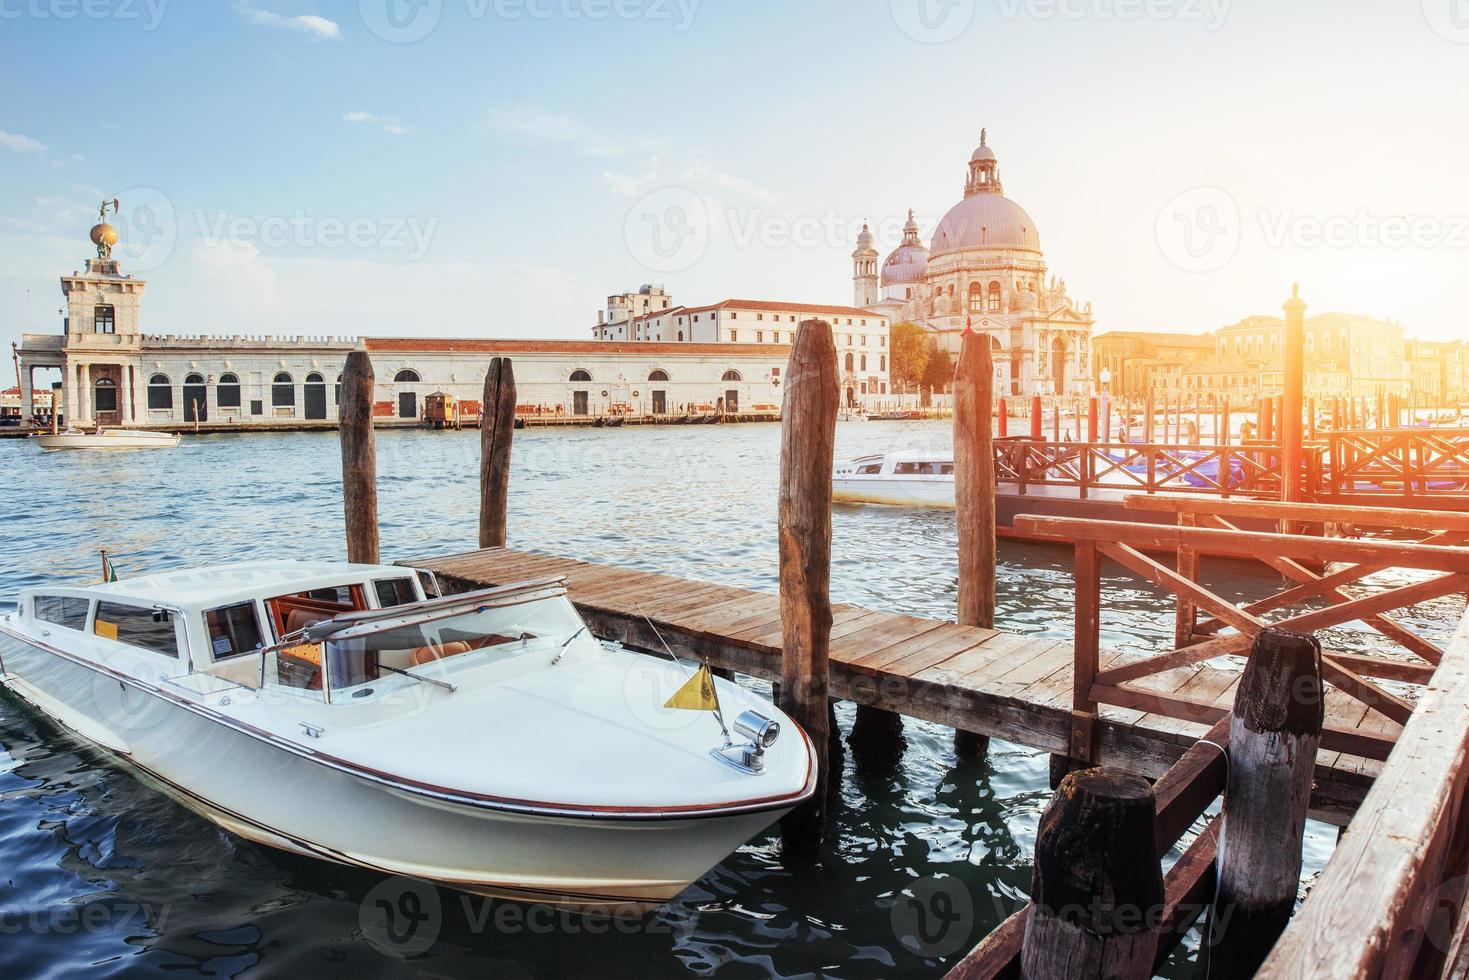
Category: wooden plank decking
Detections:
[{"x1": 410, "y1": 546, "x2": 1401, "y2": 823}]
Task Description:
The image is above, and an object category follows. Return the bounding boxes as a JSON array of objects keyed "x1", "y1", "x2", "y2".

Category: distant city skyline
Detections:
[{"x1": 4, "y1": 0, "x2": 1468, "y2": 368}]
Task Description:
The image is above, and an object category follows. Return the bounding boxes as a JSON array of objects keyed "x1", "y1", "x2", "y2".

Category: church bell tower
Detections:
[{"x1": 852, "y1": 222, "x2": 879, "y2": 308}]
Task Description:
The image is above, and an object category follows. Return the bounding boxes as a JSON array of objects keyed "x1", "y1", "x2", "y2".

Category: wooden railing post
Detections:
[
  {"x1": 954, "y1": 331, "x2": 996, "y2": 759},
  {"x1": 1022, "y1": 769, "x2": 1163, "y2": 980},
  {"x1": 1173, "y1": 513, "x2": 1199, "y2": 650},
  {"x1": 778, "y1": 319, "x2": 838, "y2": 848},
  {"x1": 478, "y1": 356, "x2": 516, "y2": 548},
  {"x1": 1031, "y1": 394, "x2": 1043, "y2": 441},
  {"x1": 1282, "y1": 285, "x2": 1307, "y2": 505},
  {"x1": 1053, "y1": 539, "x2": 1102, "y2": 788},
  {"x1": 1087, "y1": 395, "x2": 1098, "y2": 443},
  {"x1": 339, "y1": 350, "x2": 379, "y2": 564},
  {"x1": 1206, "y1": 627, "x2": 1324, "y2": 980}
]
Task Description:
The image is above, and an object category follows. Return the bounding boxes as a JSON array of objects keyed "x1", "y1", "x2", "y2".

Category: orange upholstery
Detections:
[
  {"x1": 410, "y1": 640, "x2": 471, "y2": 667},
  {"x1": 285, "y1": 608, "x2": 323, "y2": 634}
]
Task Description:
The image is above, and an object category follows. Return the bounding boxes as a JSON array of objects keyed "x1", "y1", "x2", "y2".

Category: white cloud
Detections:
[
  {"x1": 599, "y1": 170, "x2": 659, "y2": 196},
  {"x1": 343, "y1": 111, "x2": 412, "y2": 136},
  {"x1": 683, "y1": 164, "x2": 777, "y2": 204},
  {"x1": 234, "y1": 2, "x2": 342, "y2": 41},
  {"x1": 0, "y1": 130, "x2": 47, "y2": 154}
]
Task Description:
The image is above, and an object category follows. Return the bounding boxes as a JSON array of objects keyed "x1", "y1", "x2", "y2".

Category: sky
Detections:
[{"x1": 3, "y1": 0, "x2": 1468, "y2": 373}]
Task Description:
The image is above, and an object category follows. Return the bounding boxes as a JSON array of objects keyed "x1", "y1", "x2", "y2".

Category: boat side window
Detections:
[
  {"x1": 93, "y1": 602, "x2": 179, "y2": 658},
  {"x1": 939, "y1": 463, "x2": 955, "y2": 475},
  {"x1": 33, "y1": 595, "x2": 90, "y2": 630},
  {"x1": 373, "y1": 578, "x2": 419, "y2": 609},
  {"x1": 204, "y1": 602, "x2": 266, "y2": 661},
  {"x1": 856, "y1": 463, "x2": 882, "y2": 475},
  {"x1": 894, "y1": 462, "x2": 922, "y2": 475}
]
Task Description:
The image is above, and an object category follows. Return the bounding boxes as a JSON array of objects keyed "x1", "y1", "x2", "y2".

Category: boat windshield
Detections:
[{"x1": 323, "y1": 595, "x2": 586, "y2": 695}]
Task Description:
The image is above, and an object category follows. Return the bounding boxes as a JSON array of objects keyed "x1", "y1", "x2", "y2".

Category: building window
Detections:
[
  {"x1": 649, "y1": 370, "x2": 669, "y2": 382},
  {"x1": 757, "y1": 331, "x2": 764, "y2": 343},
  {"x1": 147, "y1": 374, "x2": 172, "y2": 410},
  {"x1": 730, "y1": 312, "x2": 737, "y2": 319},
  {"x1": 722, "y1": 370, "x2": 742, "y2": 382},
  {"x1": 861, "y1": 335, "x2": 867, "y2": 346},
  {"x1": 677, "y1": 331, "x2": 684, "y2": 342},
  {"x1": 844, "y1": 353, "x2": 855, "y2": 373},
  {"x1": 394, "y1": 369, "x2": 420, "y2": 384},
  {"x1": 757, "y1": 314, "x2": 763, "y2": 321},
  {"x1": 880, "y1": 355, "x2": 887, "y2": 372},
  {"x1": 272, "y1": 372, "x2": 295, "y2": 407},
  {"x1": 860, "y1": 354, "x2": 868, "y2": 371},
  {"x1": 94, "y1": 305, "x2": 116, "y2": 334},
  {"x1": 570, "y1": 370, "x2": 592, "y2": 382},
  {"x1": 94, "y1": 377, "x2": 117, "y2": 412},
  {"x1": 987, "y1": 282, "x2": 1002, "y2": 312},
  {"x1": 218, "y1": 373, "x2": 241, "y2": 408},
  {"x1": 730, "y1": 331, "x2": 738, "y2": 342}
]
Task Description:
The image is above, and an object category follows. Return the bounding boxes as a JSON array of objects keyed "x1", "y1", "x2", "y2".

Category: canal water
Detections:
[{"x1": 0, "y1": 423, "x2": 1460, "y2": 978}]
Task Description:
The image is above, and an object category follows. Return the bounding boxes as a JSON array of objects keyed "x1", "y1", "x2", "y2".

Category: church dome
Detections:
[
  {"x1": 932, "y1": 130, "x2": 1042, "y2": 256},
  {"x1": 881, "y1": 209, "x2": 929, "y2": 286},
  {"x1": 930, "y1": 194, "x2": 1041, "y2": 255}
]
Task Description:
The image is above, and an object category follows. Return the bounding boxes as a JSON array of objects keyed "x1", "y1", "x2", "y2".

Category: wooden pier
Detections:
[{"x1": 407, "y1": 543, "x2": 1404, "y2": 823}]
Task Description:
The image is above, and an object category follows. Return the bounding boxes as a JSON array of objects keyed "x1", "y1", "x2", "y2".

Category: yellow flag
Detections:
[{"x1": 663, "y1": 664, "x2": 719, "y2": 711}]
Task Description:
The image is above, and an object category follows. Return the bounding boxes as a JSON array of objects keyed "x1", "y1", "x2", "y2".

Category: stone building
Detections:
[
  {"x1": 14, "y1": 220, "x2": 805, "y2": 427},
  {"x1": 1091, "y1": 331, "x2": 1217, "y2": 398},
  {"x1": 860, "y1": 130, "x2": 1096, "y2": 398},
  {"x1": 592, "y1": 295, "x2": 892, "y2": 406}
]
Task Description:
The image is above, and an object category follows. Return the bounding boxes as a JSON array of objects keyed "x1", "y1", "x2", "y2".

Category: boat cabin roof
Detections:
[{"x1": 27, "y1": 560, "x2": 417, "y2": 614}]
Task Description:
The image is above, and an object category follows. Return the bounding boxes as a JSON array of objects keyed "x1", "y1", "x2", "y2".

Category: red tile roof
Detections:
[{"x1": 365, "y1": 338, "x2": 793, "y2": 356}]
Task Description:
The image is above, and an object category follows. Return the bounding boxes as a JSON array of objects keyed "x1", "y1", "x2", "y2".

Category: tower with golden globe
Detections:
[{"x1": 90, "y1": 198, "x2": 121, "y2": 260}]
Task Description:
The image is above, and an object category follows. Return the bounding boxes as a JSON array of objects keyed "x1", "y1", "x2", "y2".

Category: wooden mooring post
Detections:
[
  {"x1": 778, "y1": 319, "x2": 838, "y2": 847},
  {"x1": 953, "y1": 331, "x2": 995, "y2": 759},
  {"x1": 1021, "y1": 768, "x2": 1164, "y2": 980},
  {"x1": 1281, "y1": 285, "x2": 1306, "y2": 505},
  {"x1": 1205, "y1": 627, "x2": 1324, "y2": 980},
  {"x1": 479, "y1": 356, "x2": 516, "y2": 548},
  {"x1": 339, "y1": 350, "x2": 379, "y2": 564}
]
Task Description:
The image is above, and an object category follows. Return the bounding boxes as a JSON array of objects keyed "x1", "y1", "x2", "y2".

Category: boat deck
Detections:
[{"x1": 410, "y1": 547, "x2": 1397, "y2": 822}]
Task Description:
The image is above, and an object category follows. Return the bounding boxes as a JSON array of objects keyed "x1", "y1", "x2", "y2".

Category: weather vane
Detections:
[{"x1": 91, "y1": 197, "x2": 121, "y2": 260}]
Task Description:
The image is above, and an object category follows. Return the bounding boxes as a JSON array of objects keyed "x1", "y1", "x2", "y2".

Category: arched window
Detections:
[
  {"x1": 967, "y1": 282, "x2": 983, "y2": 314},
  {"x1": 843, "y1": 353, "x2": 855, "y2": 373},
  {"x1": 722, "y1": 370, "x2": 742, "y2": 382},
  {"x1": 570, "y1": 370, "x2": 592, "y2": 382},
  {"x1": 184, "y1": 372, "x2": 205, "y2": 385},
  {"x1": 335, "y1": 374, "x2": 342, "y2": 405},
  {"x1": 860, "y1": 354, "x2": 868, "y2": 372},
  {"x1": 272, "y1": 372, "x2": 295, "y2": 407},
  {"x1": 306, "y1": 372, "x2": 324, "y2": 384},
  {"x1": 648, "y1": 370, "x2": 670, "y2": 382},
  {"x1": 987, "y1": 281, "x2": 1002, "y2": 312},
  {"x1": 394, "y1": 369, "x2": 420, "y2": 384},
  {"x1": 147, "y1": 374, "x2": 172, "y2": 410},
  {"x1": 677, "y1": 331, "x2": 684, "y2": 341},
  {"x1": 94, "y1": 377, "x2": 117, "y2": 412},
  {"x1": 218, "y1": 373, "x2": 241, "y2": 408},
  {"x1": 879, "y1": 354, "x2": 887, "y2": 372}
]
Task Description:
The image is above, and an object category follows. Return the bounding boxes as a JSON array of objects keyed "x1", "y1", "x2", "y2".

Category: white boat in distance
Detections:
[
  {"x1": 33, "y1": 428, "x2": 181, "y2": 451},
  {"x1": 834, "y1": 451, "x2": 956, "y2": 507},
  {"x1": 0, "y1": 561, "x2": 816, "y2": 909}
]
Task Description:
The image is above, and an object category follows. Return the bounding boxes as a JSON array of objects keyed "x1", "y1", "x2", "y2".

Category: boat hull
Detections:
[
  {"x1": 833, "y1": 477, "x2": 955, "y2": 508},
  {"x1": 0, "y1": 627, "x2": 803, "y2": 910},
  {"x1": 33, "y1": 431, "x2": 181, "y2": 451}
]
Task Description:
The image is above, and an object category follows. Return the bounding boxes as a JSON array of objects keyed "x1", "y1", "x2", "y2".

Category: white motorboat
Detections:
[
  {"x1": 32, "y1": 428, "x2": 181, "y2": 451},
  {"x1": 0, "y1": 561, "x2": 815, "y2": 909},
  {"x1": 834, "y1": 451, "x2": 956, "y2": 507}
]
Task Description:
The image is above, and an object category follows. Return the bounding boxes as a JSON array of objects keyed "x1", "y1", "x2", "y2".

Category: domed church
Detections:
[{"x1": 857, "y1": 130, "x2": 1095, "y2": 398}]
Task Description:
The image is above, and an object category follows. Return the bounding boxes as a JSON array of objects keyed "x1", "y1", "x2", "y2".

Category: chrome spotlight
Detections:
[{"x1": 712, "y1": 710, "x2": 780, "y2": 774}]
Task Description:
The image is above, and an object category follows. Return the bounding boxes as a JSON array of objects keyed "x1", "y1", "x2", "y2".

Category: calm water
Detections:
[{"x1": 0, "y1": 423, "x2": 1459, "y2": 979}]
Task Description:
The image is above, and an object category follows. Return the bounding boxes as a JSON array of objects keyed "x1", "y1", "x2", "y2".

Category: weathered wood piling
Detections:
[
  {"x1": 778, "y1": 319, "x2": 838, "y2": 846},
  {"x1": 479, "y1": 356, "x2": 516, "y2": 548},
  {"x1": 1206, "y1": 627, "x2": 1324, "y2": 979},
  {"x1": 339, "y1": 350, "x2": 379, "y2": 564},
  {"x1": 1021, "y1": 768, "x2": 1164, "y2": 980},
  {"x1": 954, "y1": 330, "x2": 996, "y2": 759}
]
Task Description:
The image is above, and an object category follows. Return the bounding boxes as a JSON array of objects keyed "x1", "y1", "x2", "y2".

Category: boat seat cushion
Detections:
[{"x1": 410, "y1": 640, "x2": 472, "y2": 667}]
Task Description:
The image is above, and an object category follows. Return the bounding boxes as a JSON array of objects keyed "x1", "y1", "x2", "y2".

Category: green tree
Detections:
[
  {"x1": 889, "y1": 321, "x2": 931, "y2": 389},
  {"x1": 922, "y1": 349, "x2": 955, "y2": 392}
]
